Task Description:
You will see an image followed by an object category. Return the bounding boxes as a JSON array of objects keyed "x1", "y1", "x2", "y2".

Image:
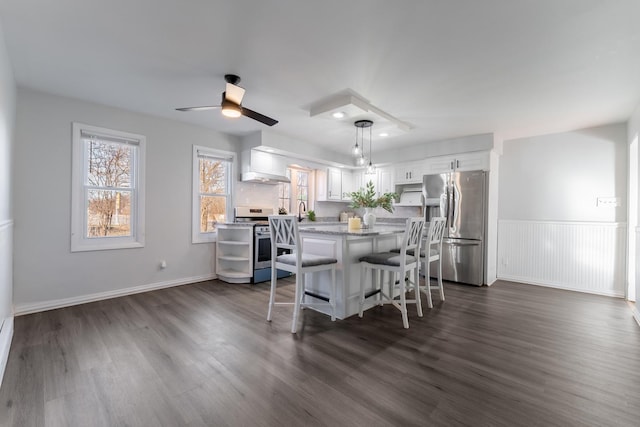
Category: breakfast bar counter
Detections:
[{"x1": 297, "y1": 223, "x2": 405, "y2": 319}]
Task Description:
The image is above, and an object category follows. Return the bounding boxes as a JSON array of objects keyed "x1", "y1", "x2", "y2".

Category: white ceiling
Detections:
[{"x1": 1, "y1": 0, "x2": 639, "y2": 155}]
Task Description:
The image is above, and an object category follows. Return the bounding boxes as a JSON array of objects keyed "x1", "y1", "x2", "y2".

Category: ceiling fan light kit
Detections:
[
  {"x1": 221, "y1": 97, "x2": 242, "y2": 118},
  {"x1": 176, "y1": 74, "x2": 278, "y2": 126}
]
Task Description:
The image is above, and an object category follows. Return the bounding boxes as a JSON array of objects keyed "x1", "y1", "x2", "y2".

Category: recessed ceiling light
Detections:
[
  {"x1": 332, "y1": 111, "x2": 345, "y2": 119},
  {"x1": 379, "y1": 132, "x2": 389, "y2": 137}
]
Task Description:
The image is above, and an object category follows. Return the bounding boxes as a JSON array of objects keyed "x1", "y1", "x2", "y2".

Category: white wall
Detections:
[
  {"x1": 13, "y1": 88, "x2": 239, "y2": 313},
  {"x1": 0, "y1": 22, "x2": 16, "y2": 386},
  {"x1": 628, "y1": 103, "x2": 640, "y2": 323},
  {"x1": 498, "y1": 123, "x2": 628, "y2": 296},
  {"x1": 499, "y1": 124, "x2": 627, "y2": 222}
]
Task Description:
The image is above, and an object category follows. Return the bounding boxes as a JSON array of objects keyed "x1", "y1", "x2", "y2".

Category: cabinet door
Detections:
[
  {"x1": 327, "y1": 167, "x2": 342, "y2": 200},
  {"x1": 395, "y1": 161, "x2": 423, "y2": 184},
  {"x1": 341, "y1": 170, "x2": 354, "y2": 200},
  {"x1": 378, "y1": 167, "x2": 394, "y2": 195},
  {"x1": 453, "y1": 151, "x2": 490, "y2": 171},
  {"x1": 424, "y1": 156, "x2": 455, "y2": 174},
  {"x1": 352, "y1": 170, "x2": 365, "y2": 194}
]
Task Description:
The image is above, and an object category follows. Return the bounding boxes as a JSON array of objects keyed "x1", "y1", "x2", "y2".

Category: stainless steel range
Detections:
[{"x1": 234, "y1": 207, "x2": 293, "y2": 283}]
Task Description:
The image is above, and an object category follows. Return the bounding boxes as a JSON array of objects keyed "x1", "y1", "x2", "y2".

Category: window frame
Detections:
[
  {"x1": 71, "y1": 122, "x2": 146, "y2": 252},
  {"x1": 192, "y1": 145, "x2": 235, "y2": 243},
  {"x1": 280, "y1": 166, "x2": 315, "y2": 214}
]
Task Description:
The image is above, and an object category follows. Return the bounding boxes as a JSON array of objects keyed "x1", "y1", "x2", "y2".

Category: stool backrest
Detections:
[
  {"x1": 402, "y1": 217, "x2": 425, "y2": 256},
  {"x1": 269, "y1": 215, "x2": 300, "y2": 260},
  {"x1": 426, "y1": 217, "x2": 446, "y2": 250}
]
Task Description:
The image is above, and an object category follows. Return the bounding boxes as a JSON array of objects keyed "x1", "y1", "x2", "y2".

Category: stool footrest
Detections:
[
  {"x1": 304, "y1": 290, "x2": 330, "y2": 302},
  {"x1": 364, "y1": 289, "x2": 381, "y2": 299}
]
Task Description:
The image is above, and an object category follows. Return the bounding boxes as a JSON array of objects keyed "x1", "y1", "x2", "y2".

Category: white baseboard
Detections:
[
  {"x1": 14, "y1": 274, "x2": 217, "y2": 316},
  {"x1": 497, "y1": 274, "x2": 625, "y2": 298},
  {"x1": 0, "y1": 316, "x2": 14, "y2": 387}
]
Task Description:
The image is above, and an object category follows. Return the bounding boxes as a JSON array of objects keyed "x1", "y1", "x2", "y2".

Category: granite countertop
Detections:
[
  {"x1": 298, "y1": 223, "x2": 406, "y2": 236},
  {"x1": 219, "y1": 222, "x2": 256, "y2": 227}
]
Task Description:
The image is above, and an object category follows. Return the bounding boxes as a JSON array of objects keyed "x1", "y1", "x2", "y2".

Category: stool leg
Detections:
[
  {"x1": 267, "y1": 264, "x2": 277, "y2": 321},
  {"x1": 437, "y1": 257, "x2": 445, "y2": 301},
  {"x1": 399, "y1": 271, "x2": 409, "y2": 329},
  {"x1": 330, "y1": 267, "x2": 336, "y2": 321},
  {"x1": 425, "y1": 259, "x2": 433, "y2": 309},
  {"x1": 414, "y1": 266, "x2": 423, "y2": 317},
  {"x1": 291, "y1": 271, "x2": 303, "y2": 333},
  {"x1": 359, "y1": 265, "x2": 366, "y2": 317}
]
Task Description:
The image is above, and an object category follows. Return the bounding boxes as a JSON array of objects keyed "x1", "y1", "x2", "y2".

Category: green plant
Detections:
[
  {"x1": 307, "y1": 210, "x2": 316, "y2": 221},
  {"x1": 348, "y1": 180, "x2": 397, "y2": 213}
]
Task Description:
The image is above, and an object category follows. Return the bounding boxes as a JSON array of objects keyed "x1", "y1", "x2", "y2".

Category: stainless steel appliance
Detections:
[
  {"x1": 234, "y1": 207, "x2": 292, "y2": 283},
  {"x1": 423, "y1": 170, "x2": 486, "y2": 285}
]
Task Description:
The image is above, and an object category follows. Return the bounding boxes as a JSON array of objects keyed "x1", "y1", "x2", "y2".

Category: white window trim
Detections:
[
  {"x1": 71, "y1": 122, "x2": 146, "y2": 252},
  {"x1": 192, "y1": 145, "x2": 235, "y2": 244}
]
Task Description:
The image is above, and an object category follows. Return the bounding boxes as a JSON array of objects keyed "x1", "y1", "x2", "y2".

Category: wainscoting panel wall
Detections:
[
  {"x1": 0, "y1": 220, "x2": 14, "y2": 384},
  {"x1": 497, "y1": 220, "x2": 626, "y2": 297}
]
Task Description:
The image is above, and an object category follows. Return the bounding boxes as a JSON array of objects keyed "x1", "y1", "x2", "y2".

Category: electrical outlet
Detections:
[{"x1": 596, "y1": 197, "x2": 621, "y2": 207}]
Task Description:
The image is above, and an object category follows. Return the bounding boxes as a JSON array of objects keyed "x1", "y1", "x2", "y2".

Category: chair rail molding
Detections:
[{"x1": 497, "y1": 219, "x2": 626, "y2": 297}]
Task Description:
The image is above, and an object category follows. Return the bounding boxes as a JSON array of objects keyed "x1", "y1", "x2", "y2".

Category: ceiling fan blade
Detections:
[
  {"x1": 241, "y1": 107, "x2": 279, "y2": 126},
  {"x1": 225, "y1": 83, "x2": 246, "y2": 105},
  {"x1": 176, "y1": 105, "x2": 221, "y2": 112}
]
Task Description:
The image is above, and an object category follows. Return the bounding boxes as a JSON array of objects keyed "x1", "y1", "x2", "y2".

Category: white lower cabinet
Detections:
[{"x1": 216, "y1": 224, "x2": 253, "y2": 283}]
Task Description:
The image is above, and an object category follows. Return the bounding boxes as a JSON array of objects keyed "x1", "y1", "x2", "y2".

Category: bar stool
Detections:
[
  {"x1": 358, "y1": 217, "x2": 425, "y2": 329},
  {"x1": 391, "y1": 217, "x2": 446, "y2": 308},
  {"x1": 266, "y1": 215, "x2": 337, "y2": 333},
  {"x1": 421, "y1": 217, "x2": 447, "y2": 308}
]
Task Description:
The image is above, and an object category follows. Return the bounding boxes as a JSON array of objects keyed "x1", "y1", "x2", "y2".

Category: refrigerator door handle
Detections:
[
  {"x1": 449, "y1": 183, "x2": 456, "y2": 232},
  {"x1": 447, "y1": 241, "x2": 480, "y2": 246},
  {"x1": 440, "y1": 187, "x2": 448, "y2": 219}
]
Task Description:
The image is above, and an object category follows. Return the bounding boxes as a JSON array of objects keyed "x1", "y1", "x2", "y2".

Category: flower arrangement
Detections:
[{"x1": 348, "y1": 180, "x2": 397, "y2": 213}]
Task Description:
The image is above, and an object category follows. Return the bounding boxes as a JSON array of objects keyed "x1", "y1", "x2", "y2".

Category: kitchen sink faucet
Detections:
[{"x1": 298, "y1": 201, "x2": 306, "y2": 222}]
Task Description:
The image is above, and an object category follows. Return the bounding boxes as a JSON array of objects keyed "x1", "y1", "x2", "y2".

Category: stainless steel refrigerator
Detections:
[{"x1": 422, "y1": 170, "x2": 486, "y2": 286}]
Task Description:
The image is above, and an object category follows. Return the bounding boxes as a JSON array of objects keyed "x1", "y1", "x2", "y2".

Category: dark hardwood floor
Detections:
[{"x1": 1, "y1": 278, "x2": 639, "y2": 426}]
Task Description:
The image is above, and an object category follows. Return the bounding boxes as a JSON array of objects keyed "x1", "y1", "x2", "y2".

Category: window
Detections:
[
  {"x1": 278, "y1": 170, "x2": 291, "y2": 213},
  {"x1": 192, "y1": 146, "x2": 234, "y2": 243},
  {"x1": 278, "y1": 167, "x2": 313, "y2": 215},
  {"x1": 71, "y1": 123, "x2": 145, "y2": 252}
]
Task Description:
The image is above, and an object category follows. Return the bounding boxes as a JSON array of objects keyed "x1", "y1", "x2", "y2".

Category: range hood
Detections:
[
  {"x1": 241, "y1": 170, "x2": 290, "y2": 184},
  {"x1": 240, "y1": 148, "x2": 290, "y2": 184}
]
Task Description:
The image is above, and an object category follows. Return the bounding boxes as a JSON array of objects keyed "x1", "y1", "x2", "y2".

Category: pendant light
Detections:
[
  {"x1": 354, "y1": 120, "x2": 374, "y2": 169},
  {"x1": 365, "y1": 121, "x2": 376, "y2": 175},
  {"x1": 352, "y1": 126, "x2": 361, "y2": 156}
]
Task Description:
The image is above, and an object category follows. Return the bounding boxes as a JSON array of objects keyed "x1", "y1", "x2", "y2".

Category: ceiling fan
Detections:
[{"x1": 176, "y1": 74, "x2": 278, "y2": 126}]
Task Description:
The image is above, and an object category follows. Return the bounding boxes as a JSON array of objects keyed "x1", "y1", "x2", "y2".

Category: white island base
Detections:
[{"x1": 298, "y1": 224, "x2": 405, "y2": 319}]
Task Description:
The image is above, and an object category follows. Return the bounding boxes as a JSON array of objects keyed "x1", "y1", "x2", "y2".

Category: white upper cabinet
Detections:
[
  {"x1": 327, "y1": 167, "x2": 342, "y2": 200},
  {"x1": 394, "y1": 161, "x2": 424, "y2": 184},
  {"x1": 317, "y1": 167, "x2": 352, "y2": 202},
  {"x1": 341, "y1": 170, "x2": 354, "y2": 200},
  {"x1": 424, "y1": 151, "x2": 490, "y2": 174},
  {"x1": 377, "y1": 167, "x2": 395, "y2": 195}
]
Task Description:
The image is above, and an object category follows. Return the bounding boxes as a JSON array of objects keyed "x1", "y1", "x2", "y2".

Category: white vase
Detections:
[{"x1": 363, "y1": 207, "x2": 376, "y2": 228}]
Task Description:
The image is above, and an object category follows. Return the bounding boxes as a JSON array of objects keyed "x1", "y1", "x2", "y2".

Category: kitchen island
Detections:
[{"x1": 297, "y1": 223, "x2": 406, "y2": 319}]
